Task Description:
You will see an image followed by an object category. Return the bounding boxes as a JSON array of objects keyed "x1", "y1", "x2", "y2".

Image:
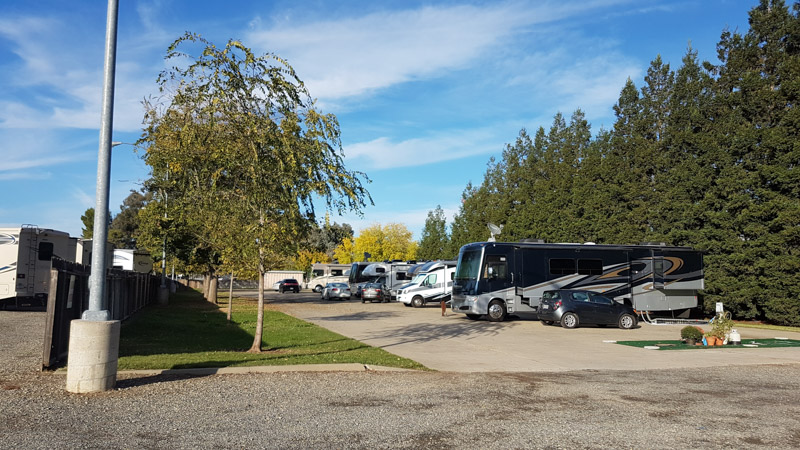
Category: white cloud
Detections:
[
  {"x1": 245, "y1": 1, "x2": 630, "y2": 101},
  {"x1": 344, "y1": 128, "x2": 502, "y2": 170}
]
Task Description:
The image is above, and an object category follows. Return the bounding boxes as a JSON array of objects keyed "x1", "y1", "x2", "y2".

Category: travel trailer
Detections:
[
  {"x1": 306, "y1": 263, "x2": 351, "y2": 292},
  {"x1": 112, "y1": 249, "x2": 153, "y2": 273},
  {"x1": 397, "y1": 260, "x2": 457, "y2": 307},
  {"x1": 451, "y1": 241, "x2": 704, "y2": 322},
  {"x1": 359, "y1": 262, "x2": 413, "y2": 298},
  {"x1": 75, "y1": 239, "x2": 114, "y2": 269},
  {"x1": 0, "y1": 226, "x2": 76, "y2": 305}
]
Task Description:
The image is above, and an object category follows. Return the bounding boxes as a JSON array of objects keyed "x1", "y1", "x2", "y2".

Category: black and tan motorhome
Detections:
[{"x1": 451, "y1": 241, "x2": 704, "y2": 322}]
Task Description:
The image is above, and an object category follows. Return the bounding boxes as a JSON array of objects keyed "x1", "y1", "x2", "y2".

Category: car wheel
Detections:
[
  {"x1": 279, "y1": 287, "x2": 284, "y2": 294},
  {"x1": 540, "y1": 320, "x2": 554, "y2": 326},
  {"x1": 314, "y1": 285, "x2": 323, "y2": 293},
  {"x1": 466, "y1": 314, "x2": 482, "y2": 320},
  {"x1": 294, "y1": 288, "x2": 299, "y2": 293},
  {"x1": 561, "y1": 312, "x2": 579, "y2": 329},
  {"x1": 411, "y1": 296, "x2": 424, "y2": 308},
  {"x1": 486, "y1": 300, "x2": 507, "y2": 322},
  {"x1": 618, "y1": 314, "x2": 636, "y2": 329}
]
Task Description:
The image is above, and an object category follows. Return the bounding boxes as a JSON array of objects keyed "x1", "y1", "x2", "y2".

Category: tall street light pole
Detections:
[
  {"x1": 66, "y1": 0, "x2": 121, "y2": 394},
  {"x1": 84, "y1": 0, "x2": 119, "y2": 321}
]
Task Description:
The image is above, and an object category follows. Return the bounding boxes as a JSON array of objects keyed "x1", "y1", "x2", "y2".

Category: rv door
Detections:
[
  {"x1": 481, "y1": 245, "x2": 515, "y2": 307},
  {"x1": 652, "y1": 251, "x2": 665, "y2": 290}
]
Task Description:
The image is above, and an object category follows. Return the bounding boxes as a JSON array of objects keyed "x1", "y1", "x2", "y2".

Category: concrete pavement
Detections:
[{"x1": 254, "y1": 290, "x2": 800, "y2": 372}]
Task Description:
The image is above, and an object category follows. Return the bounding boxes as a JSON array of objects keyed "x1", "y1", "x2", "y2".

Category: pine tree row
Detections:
[{"x1": 444, "y1": 0, "x2": 800, "y2": 325}]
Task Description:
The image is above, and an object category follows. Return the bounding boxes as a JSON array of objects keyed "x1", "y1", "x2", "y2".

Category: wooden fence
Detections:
[{"x1": 42, "y1": 258, "x2": 161, "y2": 369}]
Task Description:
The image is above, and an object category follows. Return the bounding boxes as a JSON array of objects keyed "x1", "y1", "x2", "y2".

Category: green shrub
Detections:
[{"x1": 680, "y1": 325, "x2": 704, "y2": 340}]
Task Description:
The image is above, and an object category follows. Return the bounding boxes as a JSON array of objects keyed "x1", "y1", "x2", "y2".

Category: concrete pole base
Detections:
[
  {"x1": 158, "y1": 286, "x2": 169, "y2": 305},
  {"x1": 65, "y1": 319, "x2": 120, "y2": 393}
]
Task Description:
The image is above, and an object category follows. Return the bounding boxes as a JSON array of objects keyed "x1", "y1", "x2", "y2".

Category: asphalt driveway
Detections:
[{"x1": 249, "y1": 290, "x2": 800, "y2": 372}]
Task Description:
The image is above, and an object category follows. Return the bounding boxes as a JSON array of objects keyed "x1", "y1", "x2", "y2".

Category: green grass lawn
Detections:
[{"x1": 118, "y1": 290, "x2": 426, "y2": 371}]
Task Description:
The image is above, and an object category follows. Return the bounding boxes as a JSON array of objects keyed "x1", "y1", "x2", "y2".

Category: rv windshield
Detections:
[
  {"x1": 455, "y1": 248, "x2": 482, "y2": 281},
  {"x1": 410, "y1": 274, "x2": 427, "y2": 285}
]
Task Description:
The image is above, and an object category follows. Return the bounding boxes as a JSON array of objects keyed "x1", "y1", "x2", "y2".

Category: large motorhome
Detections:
[
  {"x1": 306, "y1": 263, "x2": 351, "y2": 292},
  {"x1": 451, "y1": 241, "x2": 704, "y2": 322},
  {"x1": 0, "y1": 226, "x2": 76, "y2": 306},
  {"x1": 397, "y1": 260, "x2": 457, "y2": 307}
]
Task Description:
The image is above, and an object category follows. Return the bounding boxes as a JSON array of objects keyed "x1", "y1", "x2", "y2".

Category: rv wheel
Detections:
[
  {"x1": 561, "y1": 312, "x2": 579, "y2": 329},
  {"x1": 411, "y1": 296, "x2": 424, "y2": 308},
  {"x1": 486, "y1": 300, "x2": 507, "y2": 322},
  {"x1": 314, "y1": 285, "x2": 323, "y2": 293}
]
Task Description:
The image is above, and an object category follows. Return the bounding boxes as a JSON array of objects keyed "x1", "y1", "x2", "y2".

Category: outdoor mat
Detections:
[{"x1": 616, "y1": 338, "x2": 800, "y2": 350}]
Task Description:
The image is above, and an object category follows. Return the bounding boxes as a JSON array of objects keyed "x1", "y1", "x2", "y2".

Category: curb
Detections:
[{"x1": 114, "y1": 363, "x2": 416, "y2": 377}]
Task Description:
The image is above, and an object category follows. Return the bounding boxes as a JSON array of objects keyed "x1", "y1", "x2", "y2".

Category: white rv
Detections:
[
  {"x1": 306, "y1": 263, "x2": 351, "y2": 293},
  {"x1": 397, "y1": 260, "x2": 457, "y2": 307},
  {"x1": 0, "y1": 226, "x2": 75, "y2": 304},
  {"x1": 113, "y1": 249, "x2": 153, "y2": 273},
  {"x1": 359, "y1": 262, "x2": 413, "y2": 298}
]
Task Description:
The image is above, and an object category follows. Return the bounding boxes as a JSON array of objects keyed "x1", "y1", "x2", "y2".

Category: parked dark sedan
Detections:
[
  {"x1": 537, "y1": 289, "x2": 637, "y2": 329},
  {"x1": 272, "y1": 278, "x2": 300, "y2": 293},
  {"x1": 361, "y1": 277, "x2": 389, "y2": 303}
]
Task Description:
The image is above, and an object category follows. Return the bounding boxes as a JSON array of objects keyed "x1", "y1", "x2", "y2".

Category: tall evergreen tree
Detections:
[{"x1": 418, "y1": 205, "x2": 451, "y2": 260}]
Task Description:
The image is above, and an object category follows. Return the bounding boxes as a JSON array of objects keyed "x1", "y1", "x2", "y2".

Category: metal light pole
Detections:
[
  {"x1": 83, "y1": 0, "x2": 119, "y2": 321},
  {"x1": 66, "y1": 0, "x2": 121, "y2": 393}
]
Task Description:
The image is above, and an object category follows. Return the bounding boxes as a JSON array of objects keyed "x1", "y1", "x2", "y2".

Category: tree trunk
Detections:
[
  {"x1": 202, "y1": 274, "x2": 211, "y2": 299},
  {"x1": 208, "y1": 275, "x2": 218, "y2": 304},
  {"x1": 227, "y1": 272, "x2": 234, "y2": 321},
  {"x1": 248, "y1": 252, "x2": 265, "y2": 353}
]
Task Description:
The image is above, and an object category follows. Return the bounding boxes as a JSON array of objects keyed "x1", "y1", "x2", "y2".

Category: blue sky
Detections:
[{"x1": 0, "y1": 0, "x2": 752, "y2": 241}]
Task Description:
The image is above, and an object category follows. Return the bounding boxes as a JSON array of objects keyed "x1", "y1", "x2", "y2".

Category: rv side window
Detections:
[
  {"x1": 38, "y1": 242, "x2": 54, "y2": 261},
  {"x1": 483, "y1": 255, "x2": 508, "y2": 280},
  {"x1": 312, "y1": 269, "x2": 324, "y2": 277},
  {"x1": 331, "y1": 270, "x2": 343, "y2": 276},
  {"x1": 397, "y1": 272, "x2": 407, "y2": 281},
  {"x1": 549, "y1": 258, "x2": 575, "y2": 275},
  {"x1": 577, "y1": 259, "x2": 603, "y2": 275}
]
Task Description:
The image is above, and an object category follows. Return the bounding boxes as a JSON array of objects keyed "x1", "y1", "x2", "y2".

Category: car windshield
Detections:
[{"x1": 455, "y1": 248, "x2": 482, "y2": 281}]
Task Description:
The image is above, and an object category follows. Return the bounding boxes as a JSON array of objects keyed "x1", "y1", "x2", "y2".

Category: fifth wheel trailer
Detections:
[
  {"x1": 450, "y1": 241, "x2": 704, "y2": 322},
  {"x1": 0, "y1": 226, "x2": 76, "y2": 306}
]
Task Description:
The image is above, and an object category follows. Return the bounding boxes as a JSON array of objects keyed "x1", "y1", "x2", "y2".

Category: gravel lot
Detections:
[{"x1": 2, "y1": 309, "x2": 800, "y2": 449}]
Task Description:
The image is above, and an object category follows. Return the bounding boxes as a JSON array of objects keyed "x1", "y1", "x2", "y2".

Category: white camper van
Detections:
[
  {"x1": 306, "y1": 263, "x2": 351, "y2": 293},
  {"x1": 396, "y1": 260, "x2": 457, "y2": 307},
  {"x1": 0, "y1": 226, "x2": 75, "y2": 304},
  {"x1": 113, "y1": 249, "x2": 153, "y2": 273}
]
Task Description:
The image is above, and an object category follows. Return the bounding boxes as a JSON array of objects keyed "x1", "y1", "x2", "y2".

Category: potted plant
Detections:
[
  {"x1": 680, "y1": 325, "x2": 703, "y2": 345},
  {"x1": 710, "y1": 311, "x2": 734, "y2": 345}
]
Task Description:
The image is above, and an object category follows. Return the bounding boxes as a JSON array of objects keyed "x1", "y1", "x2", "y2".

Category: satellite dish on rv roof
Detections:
[{"x1": 487, "y1": 223, "x2": 503, "y2": 242}]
